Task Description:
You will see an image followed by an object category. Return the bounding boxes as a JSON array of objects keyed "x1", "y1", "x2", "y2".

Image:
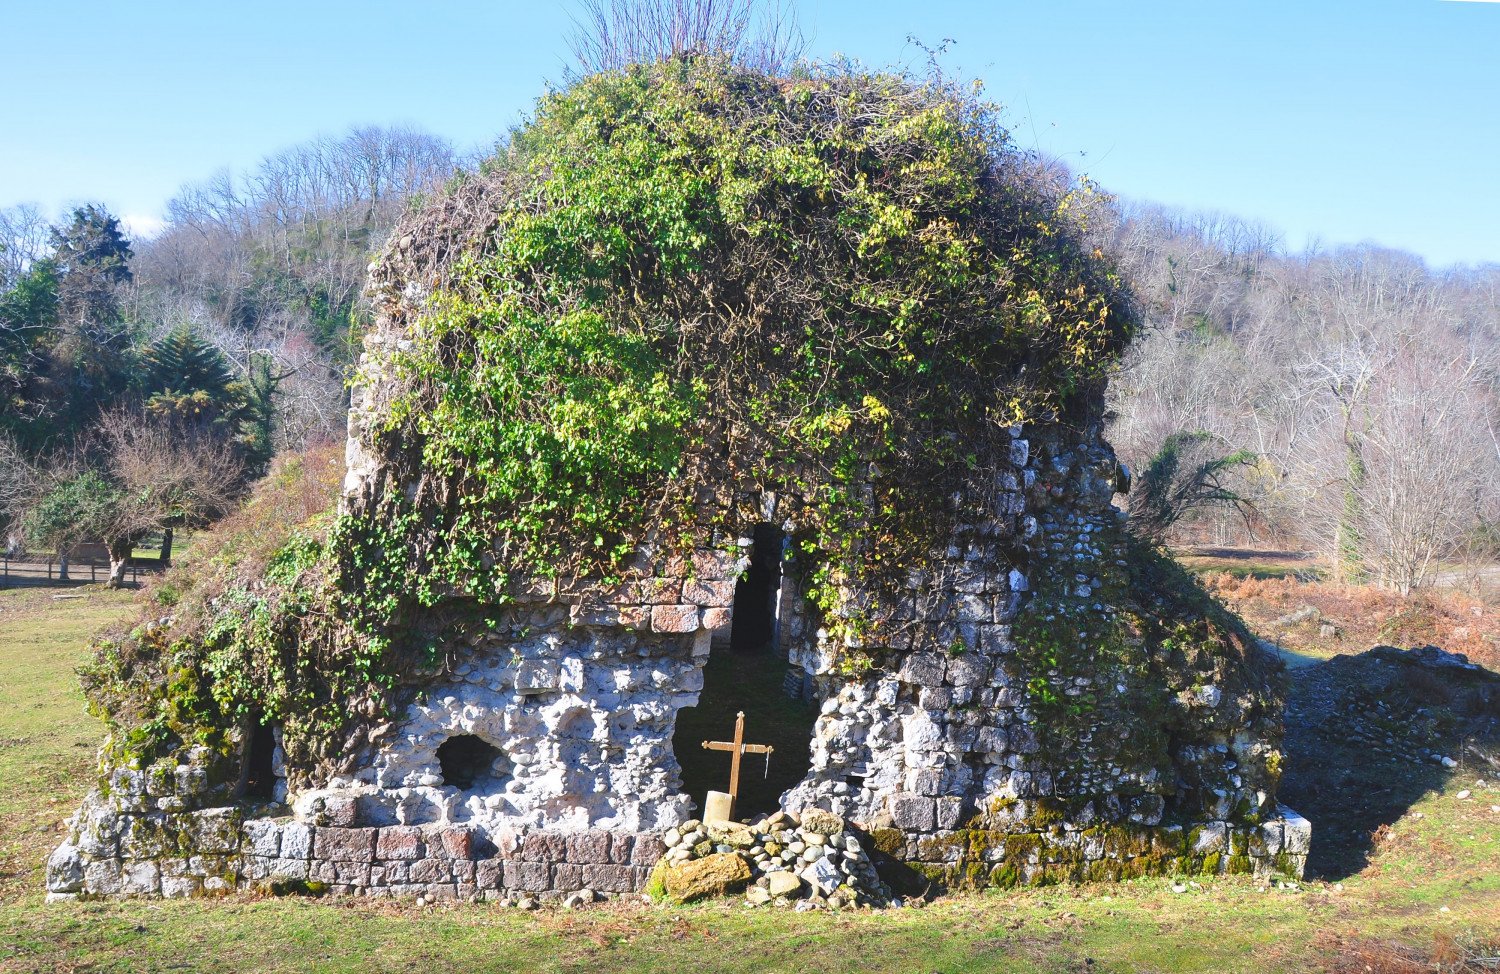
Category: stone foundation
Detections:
[{"x1": 48, "y1": 749, "x2": 1306, "y2": 902}]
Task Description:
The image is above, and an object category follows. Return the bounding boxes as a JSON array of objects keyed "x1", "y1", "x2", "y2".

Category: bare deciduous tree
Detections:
[
  {"x1": 567, "y1": 0, "x2": 805, "y2": 75},
  {"x1": 1105, "y1": 204, "x2": 1500, "y2": 588},
  {"x1": 94, "y1": 410, "x2": 244, "y2": 587}
]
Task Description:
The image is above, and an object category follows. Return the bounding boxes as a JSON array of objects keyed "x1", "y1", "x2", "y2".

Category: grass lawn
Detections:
[{"x1": 0, "y1": 586, "x2": 1496, "y2": 973}]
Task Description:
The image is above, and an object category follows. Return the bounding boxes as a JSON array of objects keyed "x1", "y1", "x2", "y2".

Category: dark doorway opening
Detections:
[
  {"x1": 672, "y1": 523, "x2": 817, "y2": 820},
  {"x1": 437, "y1": 734, "x2": 503, "y2": 790},
  {"x1": 730, "y1": 523, "x2": 784, "y2": 654},
  {"x1": 242, "y1": 719, "x2": 277, "y2": 801}
]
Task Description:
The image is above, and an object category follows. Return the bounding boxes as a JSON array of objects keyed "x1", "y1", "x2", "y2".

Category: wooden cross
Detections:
[{"x1": 700, "y1": 711, "x2": 773, "y2": 820}]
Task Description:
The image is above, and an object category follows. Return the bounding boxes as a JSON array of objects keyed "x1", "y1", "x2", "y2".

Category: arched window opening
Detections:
[{"x1": 673, "y1": 522, "x2": 817, "y2": 820}]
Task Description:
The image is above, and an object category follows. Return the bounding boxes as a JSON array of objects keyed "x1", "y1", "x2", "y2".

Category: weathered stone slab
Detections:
[
  {"x1": 376, "y1": 826, "x2": 423, "y2": 860},
  {"x1": 650, "y1": 604, "x2": 700, "y2": 633},
  {"x1": 653, "y1": 852, "x2": 751, "y2": 902},
  {"x1": 566, "y1": 830, "x2": 610, "y2": 864},
  {"x1": 313, "y1": 827, "x2": 376, "y2": 862}
]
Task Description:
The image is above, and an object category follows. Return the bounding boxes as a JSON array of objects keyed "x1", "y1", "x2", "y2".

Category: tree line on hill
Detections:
[
  {"x1": 0, "y1": 126, "x2": 459, "y2": 584},
  {"x1": 2, "y1": 114, "x2": 1496, "y2": 594},
  {"x1": 1101, "y1": 204, "x2": 1500, "y2": 593}
]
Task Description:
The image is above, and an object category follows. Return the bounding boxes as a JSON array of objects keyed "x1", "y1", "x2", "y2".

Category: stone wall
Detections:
[{"x1": 50, "y1": 416, "x2": 1310, "y2": 902}]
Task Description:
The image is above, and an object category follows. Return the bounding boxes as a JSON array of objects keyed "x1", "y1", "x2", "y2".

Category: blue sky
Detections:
[{"x1": 3, "y1": 0, "x2": 1497, "y2": 266}]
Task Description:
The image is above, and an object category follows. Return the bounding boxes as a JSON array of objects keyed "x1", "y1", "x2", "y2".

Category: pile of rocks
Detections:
[{"x1": 652, "y1": 809, "x2": 890, "y2": 909}]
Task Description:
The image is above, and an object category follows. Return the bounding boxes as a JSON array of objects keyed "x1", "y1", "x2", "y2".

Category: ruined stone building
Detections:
[{"x1": 48, "y1": 58, "x2": 1308, "y2": 904}]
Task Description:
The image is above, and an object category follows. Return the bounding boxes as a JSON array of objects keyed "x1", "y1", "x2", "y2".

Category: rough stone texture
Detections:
[{"x1": 652, "y1": 852, "x2": 752, "y2": 903}]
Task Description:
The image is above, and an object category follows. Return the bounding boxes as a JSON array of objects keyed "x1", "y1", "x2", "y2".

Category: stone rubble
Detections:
[{"x1": 652, "y1": 811, "x2": 890, "y2": 908}]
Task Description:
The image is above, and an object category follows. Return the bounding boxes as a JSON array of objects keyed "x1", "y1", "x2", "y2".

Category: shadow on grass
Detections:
[{"x1": 1279, "y1": 650, "x2": 1498, "y2": 880}]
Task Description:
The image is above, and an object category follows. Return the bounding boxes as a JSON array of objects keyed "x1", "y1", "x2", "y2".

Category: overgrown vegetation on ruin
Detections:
[
  {"x1": 361, "y1": 53, "x2": 1134, "y2": 621},
  {"x1": 79, "y1": 55, "x2": 1138, "y2": 778}
]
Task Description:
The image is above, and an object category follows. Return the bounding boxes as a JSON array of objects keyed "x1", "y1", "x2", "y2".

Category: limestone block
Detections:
[
  {"x1": 935, "y1": 797, "x2": 966, "y2": 830},
  {"x1": 702, "y1": 607, "x2": 732, "y2": 632},
  {"x1": 552, "y1": 862, "x2": 583, "y2": 889},
  {"x1": 977, "y1": 624, "x2": 1014, "y2": 655},
  {"x1": 975, "y1": 726, "x2": 1008, "y2": 753},
  {"x1": 515, "y1": 660, "x2": 560, "y2": 695},
  {"x1": 269, "y1": 857, "x2": 310, "y2": 880},
  {"x1": 900, "y1": 711, "x2": 944, "y2": 751},
  {"x1": 109, "y1": 768, "x2": 149, "y2": 813},
  {"x1": 651, "y1": 604, "x2": 700, "y2": 633},
  {"x1": 954, "y1": 594, "x2": 991, "y2": 623},
  {"x1": 690, "y1": 550, "x2": 743, "y2": 581},
  {"x1": 1009, "y1": 724, "x2": 1040, "y2": 754},
  {"x1": 565, "y1": 830, "x2": 611, "y2": 864},
  {"x1": 241, "y1": 819, "x2": 282, "y2": 858},
  {"x1": 800, "y1": 854, "x2": 844, "y2": 895},
  {"x1": 184, "y1": 808, "x2": 242, "y2": 855},
  {"x1": 476, "y1": 858, "x2": 504, "y2": 889},
  {"x1": 1192, "y1": 822, "x2": 1227, "y2": 854},
  {"x1": 376, "y1": 826, "x2": 424, "y2": 860},
  {"x1": 1128, "y1": 795, "x2": 1165, "y2": 826},
  {"x1": 608, "y1": 833, "x2": 635, "y2": 864},
  {"x1": 898, "y1": 653, "x2": 946, "y2": 686},
  {"x1": 1256, "y1": 820, "x2": 1285, "y2": 856},
  {"x1": 74, "y1": 797, "x2": 121, "y2": 858},
  {"x1": 280, "y1": 823, "x2": 313, "y2": 859},
  {"x1": 616, "y1": 605, "x2": 651, "y2": 630},
  {"x1": 1280, "y1": 807, "x2": 1312, "y2": 855},
  {"x1": 437, "y1": 826, "x2": 475, "y2": 860},
  {"x1": 889, "y1": 794, "x2": 936, "y2": 831},
  {"x1": 409, "y1": 858, "x2": 452, "y2": 884},
  {"x1": 313, "y1": 827, "x2": 377, "y2": 862},
  {"x1": 240, "y1": 855, "x2": 276, "y2": 882},
  {"x1": 159, "y1": 864, "x2": 200, "y2": 899},
  {"x1": 582, "y1": 863, "x2": 637, "y2": 892},
  {"x1": 46, "y1": 844, "x2": 84, "y2": 893},
  {"x1": 682, "y1": 579, "x2": 735, "y2": 608},
  {"x1": 520, "y1": 832, "x2": 567, "y2": 862},
  {"x1": 84, "y1": 858, "x2": 124, "y2": 896},
  {"x1": 946, "y1": 653, "x2": 991, "y2": 687},
  {"x1": 631, "y1": 834, "x2": 666, "y2": 866},
  {"x1": 918, "y1": 687, "x2": 952, "y2": 710}
]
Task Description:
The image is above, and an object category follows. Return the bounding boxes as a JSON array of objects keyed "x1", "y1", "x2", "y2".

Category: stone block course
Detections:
[
  {"x1": 650, "y1": 604, "x2": 700, "y2": 633},
  {"x1": 313, "y1": 827, "x2": 376, "y2": 862},
  {"x1": 375, "y1": 826, "x2": 423, "y2": 860}
]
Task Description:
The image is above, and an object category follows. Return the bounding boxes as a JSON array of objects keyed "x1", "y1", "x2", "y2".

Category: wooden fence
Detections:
[{"x1": 0, "y1": 551, "x2": 152, "y2": 588}]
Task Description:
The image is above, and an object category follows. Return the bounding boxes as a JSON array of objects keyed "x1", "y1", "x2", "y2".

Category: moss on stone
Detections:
[{"x1": 867, "y1": 828, "x2": 905, "y2": 857}]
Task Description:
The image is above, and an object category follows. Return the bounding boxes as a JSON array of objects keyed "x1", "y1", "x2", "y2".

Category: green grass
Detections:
[
  {"x1": 0, "y1": 587, "x2": 1496, "y2": 973},
  {"x1": 1174, "y1": 556, "x2": 1327, "y2": 583}
]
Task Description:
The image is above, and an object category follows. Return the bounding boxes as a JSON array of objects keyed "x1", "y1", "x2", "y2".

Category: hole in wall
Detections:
[
  {"x1": 242, "y1": 718, "x2": 278, "y2": 801},
  {"x1": 673, "y1": 522, "x2": 818, "y2": 820},
  {"x1": 437, "y1": 734, "x2": 504, "y2": 790},
  {"x1": 730, "y1": 522, "x2": 784, "y2": 654}
]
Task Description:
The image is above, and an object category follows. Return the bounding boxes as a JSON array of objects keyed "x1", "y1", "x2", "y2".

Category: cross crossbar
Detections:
[{"x1": 700, "y1": 711, "x2": 773, "y2": 819}]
